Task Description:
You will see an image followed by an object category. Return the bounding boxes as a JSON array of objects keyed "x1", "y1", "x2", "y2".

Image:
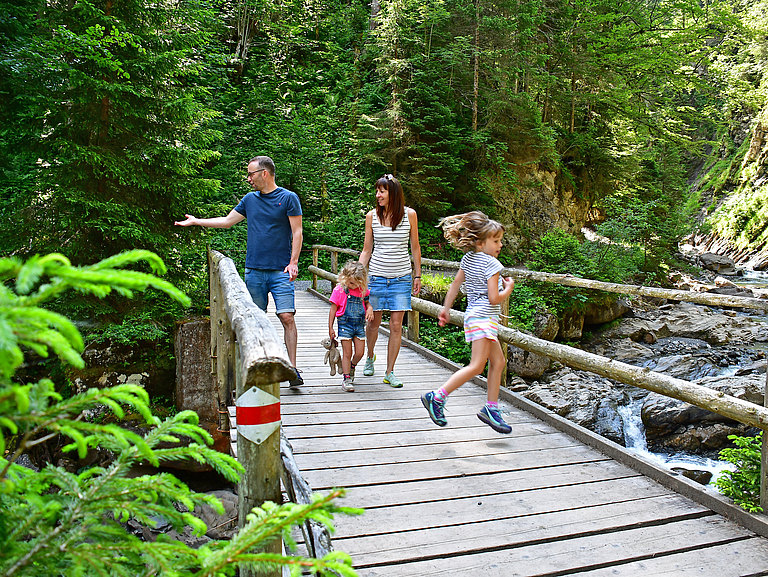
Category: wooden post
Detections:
[
  {"x1": 209, "y1": 249, "x2": 294, "y2": 577},
  {"x1": 312, "y1": 247, "x2": 318, "y2": 291},
  {"x1": 407, "y1": 310, "x2": 420, "y2": 343},
  {"x1": 330, "y1": 250, "x2": 338, "y2": 274},
  {"x1": 499, "y1": 296, "x2": 509, "y2": 389}
]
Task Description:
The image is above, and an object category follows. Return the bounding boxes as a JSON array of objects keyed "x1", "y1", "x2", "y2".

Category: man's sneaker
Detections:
[
  {"x1": 341, "y1": 376, "x2": 355, "y2": 392},
  {"x1": 289, "y1": 368, "x2": 304, "y2": 388},
  {"x1": 421, "y1": 392, "x2": 447, "y2": 427},
  {"x1": 478, "y1": 405, "x2": 512, "y2": 434},
  {"x1": 363, "y1": 355, "x2": 375, "y2": 376},
  {"x1": 383, "y1": 371, "x2": 403, "y2": 388},
  {"x1": 350, "y1": 365, "x2": 356, "y2": 381}
]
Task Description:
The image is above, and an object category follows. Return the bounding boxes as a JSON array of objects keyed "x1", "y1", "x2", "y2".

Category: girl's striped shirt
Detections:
[
  {"x1": 461, "y1": 251, "x2": 504, "y2": 318},
  {"x1": 368, "y1": 209, "x2": 413, "y2": 278}
]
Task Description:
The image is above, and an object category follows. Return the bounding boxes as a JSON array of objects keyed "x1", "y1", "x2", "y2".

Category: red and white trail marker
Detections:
[{"x1": 235, "y1": 387, "x2": 281, "y2": 445}]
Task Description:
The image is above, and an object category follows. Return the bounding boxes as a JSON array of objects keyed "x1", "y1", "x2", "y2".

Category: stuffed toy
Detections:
[{"x1": 321, "y1": 337, "x2": 343, "y2": 376}]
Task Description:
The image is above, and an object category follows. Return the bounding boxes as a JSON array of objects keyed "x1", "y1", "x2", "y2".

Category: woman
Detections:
[{"x1": 358, "y1": 173, "x2": 422, "y2": 388}]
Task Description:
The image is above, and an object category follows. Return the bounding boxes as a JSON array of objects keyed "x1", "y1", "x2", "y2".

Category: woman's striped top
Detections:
[
  {"x1": 461, "y1": 251, "x2": 504, "y2": 318},
  {"x1": 368, "y1": 209, "x2": 413, "y2": 278}
]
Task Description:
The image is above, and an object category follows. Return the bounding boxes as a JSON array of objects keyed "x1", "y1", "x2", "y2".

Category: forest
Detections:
[
  {"x1": 3, "y1": 0, "x2": 768, "y2": 573},
  {"x1": 4, "y1": 0, "x2": 768, "y2": 324}
]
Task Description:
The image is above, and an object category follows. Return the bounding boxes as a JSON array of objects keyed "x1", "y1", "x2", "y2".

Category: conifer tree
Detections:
[
  {"x1": 0, "y1": 251, "x2": 359, "y2": 577},
  {"x1": 0, "y1": 0, "x2": 221, "y2": 270}
]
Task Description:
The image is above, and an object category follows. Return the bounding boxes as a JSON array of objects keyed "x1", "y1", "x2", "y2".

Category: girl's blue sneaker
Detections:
[
  {"x1": 478, "y1": 405, "x2": 511, "y2": 434},
  {"x1": 421, "y1": 392, "x2": 447, "y2": 427}
]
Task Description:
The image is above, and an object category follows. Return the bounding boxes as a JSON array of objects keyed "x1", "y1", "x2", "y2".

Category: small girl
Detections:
[
  {"x1": 421, "y1": 211, "x2": 515, "y2": 433},
  {"x1": 329, "y1": 260, "x2": 374, "y2": 392}
]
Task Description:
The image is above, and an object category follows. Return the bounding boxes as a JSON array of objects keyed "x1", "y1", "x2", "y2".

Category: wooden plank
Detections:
[
  {"x1": 353, "y1": 517, "x2": 755, "y2": 576},
  {"x1": 575, "y1": 537, "x2": 768, "y2": 576},
  {"x1": 297, "y1": 445, "x2": 611, "y2": 487},
  {"x1": 337, "y1": 494, "x2": 711, "y2": 567},
  {"x1": 281, "y1": 415, "x2": 538, "y2": 438},
  {"x1": 286, "y1": 422, "x2": 564, "y2": 453},
  {"x1": 336, "y1": 460, "x2": 641, "y2": 509},
  {"x1": 332, "y1": 475, "x2": 672, "y2": 536},
  {"x1": 291, "y1": 433, "x2": 582, "y2": 470}
]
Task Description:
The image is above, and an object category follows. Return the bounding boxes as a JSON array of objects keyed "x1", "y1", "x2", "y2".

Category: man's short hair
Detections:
[{"x1": 249, "y1": 156, "x2": 276, "y2": 176}]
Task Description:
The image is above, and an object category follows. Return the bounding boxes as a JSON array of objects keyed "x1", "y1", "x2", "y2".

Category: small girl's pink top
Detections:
[{"x1": 330, "y1": 285, "x2": 370, "y2": 317}]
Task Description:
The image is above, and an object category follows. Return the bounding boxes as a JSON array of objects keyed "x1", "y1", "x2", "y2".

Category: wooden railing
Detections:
[
  {"x1": 310, "y1": 244, "x2": 768, "y2": 508},
  {"x1": 208, "y1": 248, "x2": 332, "y2": 570}
]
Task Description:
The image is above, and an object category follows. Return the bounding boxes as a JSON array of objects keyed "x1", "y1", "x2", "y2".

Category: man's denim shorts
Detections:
[
  {"x1": 244, "y1": 268, "x2": 295, "y2": 314},
  {"x1": 368, "y1": 274, "x2": 412, "y2": 312}
]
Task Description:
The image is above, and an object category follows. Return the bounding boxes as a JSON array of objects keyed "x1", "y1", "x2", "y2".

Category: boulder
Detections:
[
  {"x1": 558, "y1": 311, "x2": 584, "y2": 339},
  {"x1": 583, "y1": 298, "x2": 630, "y2": 325},
  {"x1": 508, "y1": 346, "x2": 550, "y2": 379},
  {"x1": 699, "y1": 252, "x2": 736, "y2": 275}
]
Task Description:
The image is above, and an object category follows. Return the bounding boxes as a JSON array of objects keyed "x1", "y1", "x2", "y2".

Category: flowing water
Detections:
[{"x1": 617, "y1": 400, "x2": 734, "y2": 487}]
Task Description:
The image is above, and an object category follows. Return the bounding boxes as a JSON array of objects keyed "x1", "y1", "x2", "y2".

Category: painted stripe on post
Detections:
[{"x1": 236, "y1": 403, "x2": 281, "y2": 426}]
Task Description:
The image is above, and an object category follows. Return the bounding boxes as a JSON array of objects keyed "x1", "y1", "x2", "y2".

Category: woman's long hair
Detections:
[{"x1": 374, "y1": 174, "x2": 405, "y2": 231}]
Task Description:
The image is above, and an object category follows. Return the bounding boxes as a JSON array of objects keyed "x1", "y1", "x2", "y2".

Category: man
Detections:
[{"x1": 175, "y1": 156, "x2": 304, "y2": 387}]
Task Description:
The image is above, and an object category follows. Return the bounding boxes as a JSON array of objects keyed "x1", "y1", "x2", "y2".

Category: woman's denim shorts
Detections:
[{"x1": 368, "y1": 274, "x2": 412, "y2": 311}]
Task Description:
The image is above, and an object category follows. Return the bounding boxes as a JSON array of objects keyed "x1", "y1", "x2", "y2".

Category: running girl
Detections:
[
  {"x1": 329, "y1": 260, "x2": 374, "y2": 392},
  {"x1": 421, "y1": 211, "x2": 515, "y2": 433}
]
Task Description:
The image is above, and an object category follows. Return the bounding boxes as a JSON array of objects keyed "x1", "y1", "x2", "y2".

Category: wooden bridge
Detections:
[
  {"x1": 276, "y1": 289, "x2": 768, "y2": 576},
  {"x1": 208, "y1": 248, "x2": 768, "y2": 576}
]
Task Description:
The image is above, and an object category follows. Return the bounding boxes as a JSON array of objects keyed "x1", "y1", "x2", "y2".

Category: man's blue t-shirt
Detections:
[{"x1": 234, "y1": 187, "x2": 302, "y2": 270}]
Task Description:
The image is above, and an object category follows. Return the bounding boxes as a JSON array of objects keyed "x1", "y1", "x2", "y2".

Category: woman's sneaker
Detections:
[
  {"x1": 383, "y1": 371, "x2": 403, "y2": 388},
  {"x1": 478, "y1": 405, "x2": 511, "y2": 434},
  {"x1": 363, "y1": 355, "x2": 375, "y2": 376},
  {"x1": 421, "y1": 392, "x2": 447, "y2": 427},
  {"x1": 341, "y1": 376, "x2": 355, "y2": 392}
]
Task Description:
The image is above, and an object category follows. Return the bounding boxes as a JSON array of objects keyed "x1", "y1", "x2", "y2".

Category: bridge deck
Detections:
[{"x1": 276, "y1": 289, "x2": 768, "y2": 576}]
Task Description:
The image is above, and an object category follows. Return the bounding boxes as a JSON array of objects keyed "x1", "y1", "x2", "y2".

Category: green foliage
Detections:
[
  {"x1": 506, "y1": 283, "x2": 547, "y2": 333},
  {"x1": 714, "y1": 432, "x2": 763, "y2": 514},
  {"x1": 0, "y1": 0, "x2": 222, "y2": 273},
  {"x1": 417, "y1": 316, "x2": 471, "y2": 367},
  {"x1": 0, "y1": 252, "x2": 360, "y2": 576},
  {"x1": 421, "y1": 273, "x2": 455, "y2": 296},
  {"x1": 525, "y1": 230, "x2": 596, "y2": 314}
]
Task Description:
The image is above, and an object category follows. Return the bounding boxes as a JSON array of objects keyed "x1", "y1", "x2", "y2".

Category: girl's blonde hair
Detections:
[
  {"x1": 439, "y1": 211, "x2": 505, "y2": 252},
  {"x1": 337, "y1": 260, "x2": 368, "y2": 293}
]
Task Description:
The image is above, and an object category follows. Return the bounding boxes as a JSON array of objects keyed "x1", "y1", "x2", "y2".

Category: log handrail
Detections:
[{"x1": 421, "y1": 256, "x2": 768, "y2": 312}]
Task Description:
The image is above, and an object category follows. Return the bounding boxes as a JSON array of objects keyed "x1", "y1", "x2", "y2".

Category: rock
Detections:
[
  {"x1": 699, "y1": 252, "x2": 737, "y2": 275},
  {"x1": 558, "y1": 311, "x2": 584, "y2": 339},
  {"x1": 508, "y1": 345, "x2": 550, "y2": 379},
  {"x1": 600, "y1": 302, "x2": 768, "y2": 346},
  {"x1": 671, "y1": 467, "x2": 713, "y2": 485},
  {"x1": 592, "y1": 398, "x2": 626, "y2": 445},
  {"x1": 534, "y1": 311, "x2": 559, "y2": 340},
  {"x1": 643, "y1": 331, "x2": 657, "y2": 344},
  {"x1": 197, "y1": 489, "x2": 238, "y2": 540},
  {"x1": 583, "y1": 298, "x2": 630, "y2": 325},
  {"x1": 714, "y1": 276, "x2": 737, "y2": 288},
  {"x1": 523, "y1": 369, "x2": 626, "y2": 431}
]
